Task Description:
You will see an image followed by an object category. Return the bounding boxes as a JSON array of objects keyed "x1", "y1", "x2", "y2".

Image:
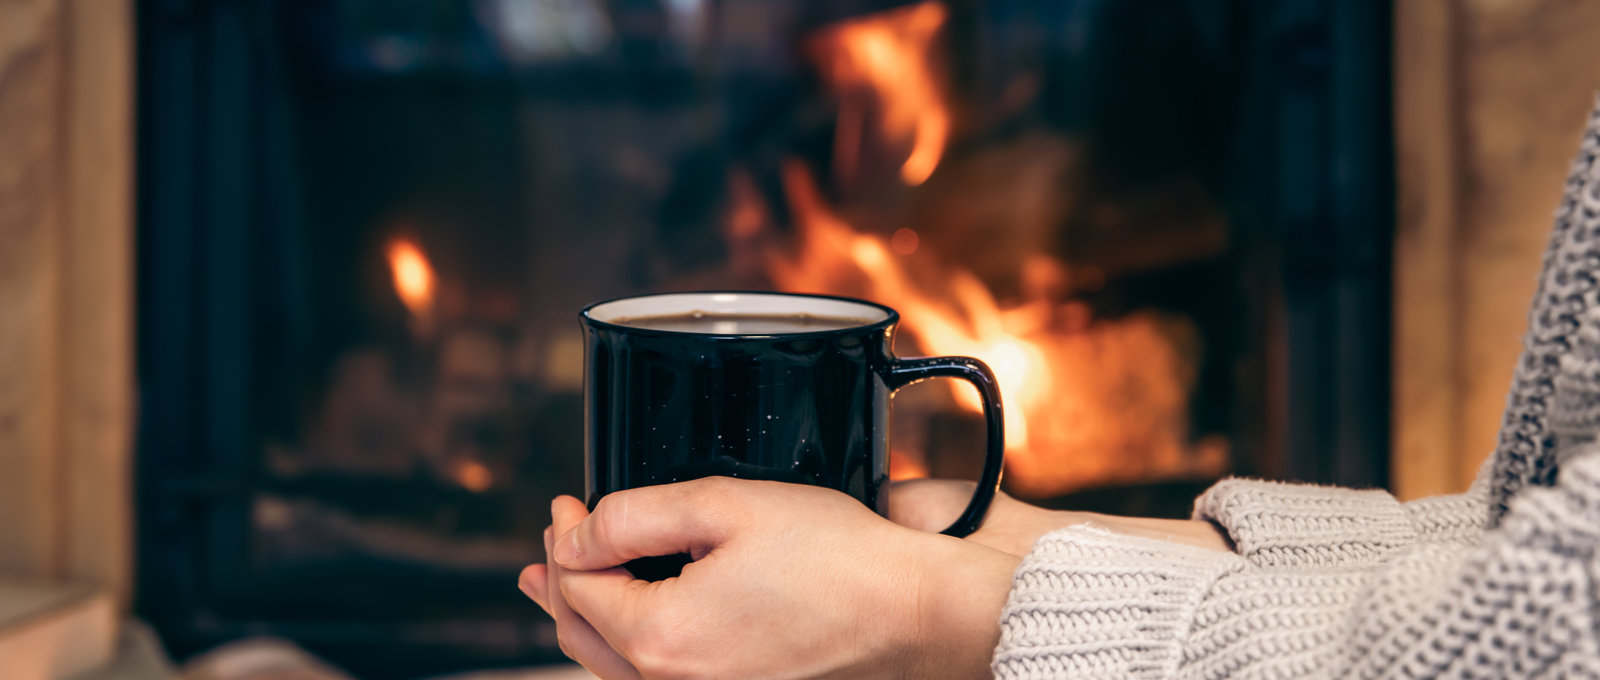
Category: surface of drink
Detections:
[{"x1": 611, "y1": 311, "x2": 875, "y2": 334}]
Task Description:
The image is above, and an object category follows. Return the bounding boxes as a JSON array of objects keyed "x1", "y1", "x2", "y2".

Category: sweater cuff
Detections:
[
  {"x1": 1402, "y1": 493, "x2": 1485, "y2": 546},
  {"x1": 993, "y1": 526, "x2": 1242, "y2": 680},
  {"x1": 1194, "y1": 479, "x2": 1420, "y2": 568}
]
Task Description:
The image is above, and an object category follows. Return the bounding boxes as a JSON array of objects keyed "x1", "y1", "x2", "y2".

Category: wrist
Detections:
[{"x1": 909, "y1": 535, "x2": 1021, "y2": 680}]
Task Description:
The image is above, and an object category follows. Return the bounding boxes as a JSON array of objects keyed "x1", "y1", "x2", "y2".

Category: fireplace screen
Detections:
[{"x1": 136, "y1": 0, "x2": 1392, "y2": 676}]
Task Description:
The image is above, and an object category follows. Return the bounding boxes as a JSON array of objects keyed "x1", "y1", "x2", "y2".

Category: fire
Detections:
[
  {"x1": 451, "y1": 458, "x2": 494, "y2": 493},
  {"x1": 770, "y1": 163, "x2": 1042, "y2": 445},
  {"x1": 813, "y1": 1, "x2": 949, "y2": 186},
  {"x1": 770, "y1": 0, "x2": 1226, "y2": 495},
  {"x1": 765, "y1": 164, "x2": 1227, "y2": 496},
  {"x1": 386, "y1": 237, "x2": 436, "y2": 334},
  {"x1": 889, "y1": 448, "x2": 930, "y2": 481}
]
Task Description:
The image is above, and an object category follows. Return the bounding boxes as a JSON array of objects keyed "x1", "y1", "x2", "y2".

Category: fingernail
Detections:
[{"x1": 552, "y1": 531, "x2": 579, "y2": 565}]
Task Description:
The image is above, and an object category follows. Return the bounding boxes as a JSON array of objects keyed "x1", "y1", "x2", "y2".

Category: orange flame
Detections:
[
  {"x1": 815, "y1": 1, "x2": 949, "y2": 185},
  {"x1": 770, "y1": 163, "x2": 1039, "y2": 447},
  {"x1": 386, "y1": 237, "x2": 436, "y2": 332},
  {"x1": 889, "y1": 448, "x2": 930, "y2": 481},
  {"x1": 451, "y1": 458, "x2": 493, "y2": 493},
  {"x1": 766, "y1": 164, "x2": 1227, "y2": 496}
]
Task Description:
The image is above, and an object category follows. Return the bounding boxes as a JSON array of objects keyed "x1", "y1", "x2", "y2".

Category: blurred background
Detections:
[{"x1": 3, "y1": 0, "x2": 1598, "y2": 678}]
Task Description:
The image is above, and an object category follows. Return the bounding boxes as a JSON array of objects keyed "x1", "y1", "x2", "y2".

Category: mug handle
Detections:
[{"x1": 882, "y1": 356, "x2": 1005, "y2": 537}]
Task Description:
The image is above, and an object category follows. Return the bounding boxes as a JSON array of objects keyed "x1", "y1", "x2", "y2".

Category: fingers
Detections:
[
  {"x1": 559, "y1": 565, "x2": 655, "y2": 653},
  {"x1": 518, "y1": 526, "x2": 557, "y2": 613},
  {"x1": 519, "y1": 561, "x2": 550, "y2": 614},
  {"x1": 545, "y1": 498, "x2": 643, "y2": 680},
  {"x1": 552, "y1": 480, "x2": 735, "y2": 571}
]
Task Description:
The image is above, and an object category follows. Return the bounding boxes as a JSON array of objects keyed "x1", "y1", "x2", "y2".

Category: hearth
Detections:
[{"x1": 135, "y1": 0, "x2": 1392, "y2": 677}]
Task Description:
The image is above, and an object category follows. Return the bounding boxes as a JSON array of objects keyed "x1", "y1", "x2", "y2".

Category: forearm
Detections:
[
  {"x1": 888, "y1": 480, "x2": 1230, "y2": 558},
  {"x1": 1069, "y1": 513, "x2": 1233, "y2": 553},
  {"x1": 965, "y1": 501, "x2": 1231, "y2": 557}
]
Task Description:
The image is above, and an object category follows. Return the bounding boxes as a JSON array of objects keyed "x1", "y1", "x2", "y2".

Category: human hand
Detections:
[
  {"x1": 887, "y1": 478, "x2": 1233, "y2": 555},
  {"x1": 521, "y1": 496, "x2": 641, "y2": 679},
  {"x1": 518, "y1": 478, "x2": 1019, "y2": 680}
]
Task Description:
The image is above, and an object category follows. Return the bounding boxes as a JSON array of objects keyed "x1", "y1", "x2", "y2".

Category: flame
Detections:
[
  {"x1": 815, "y1": 1, "x2": 949, "y2": 185},
  {"x1": 386, "y1": 237, "x2": 437, "y2": 333},
  {"x1": 766, "y1": 163, "x2": 1227, "y2": 496},
  {"x1": 451, "y1": 458, "x2": 493, "y2": 493},
  {"x1": 889, "y1": 448, "x2": 930, "y2": 481},
  {"x1": 387, "y1": 238, "x2": 435, "y2": 313},
  {"x1": 770, "y1": 163, "x2": 1037, "y2": 448}
]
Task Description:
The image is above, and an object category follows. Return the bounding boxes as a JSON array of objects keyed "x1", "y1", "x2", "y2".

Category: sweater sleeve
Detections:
[
  {"x1": 992, "y1": 526, "x2": 1245, "y2": 679},
  {"x1": 993, "y1": 451, "x2": 1600, "y2": 680},
  {"x1": 1193, "y1": 473, "x2": 1487, "y2": 569}
]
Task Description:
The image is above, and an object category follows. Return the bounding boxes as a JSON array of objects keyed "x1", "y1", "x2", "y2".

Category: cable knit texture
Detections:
[
  {"x1": 1491, "y1": 99, "x2": 1600, "y2": 524},
  {"x1": 993, "y1": 98, "x2": 1600, "y2": 678},
  {"x1": 994, "y1": 527, "x2": 1242, "y2": 679},
  {"x1": 1195, "y1": 480, "x2": 1419, "y2": 569}
]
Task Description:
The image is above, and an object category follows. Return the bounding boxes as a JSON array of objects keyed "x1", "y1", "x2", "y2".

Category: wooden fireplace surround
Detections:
[{"x1": 0, "y1": 2, "x2": 135, "y2": 675}]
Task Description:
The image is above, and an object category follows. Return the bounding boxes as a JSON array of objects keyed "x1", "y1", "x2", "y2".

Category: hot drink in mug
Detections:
[{"x1": 581, "y1": 291, "x2": 1005, "y2": 579}]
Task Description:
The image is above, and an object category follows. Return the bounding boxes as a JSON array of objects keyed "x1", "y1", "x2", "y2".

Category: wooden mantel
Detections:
[{"x1": 0, "y1": 0, "x2": 134, "y2": 607}]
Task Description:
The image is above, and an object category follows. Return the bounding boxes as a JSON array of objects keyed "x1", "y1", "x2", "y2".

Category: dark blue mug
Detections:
[{"x1": 581, "y1": 291, "x2": 1005, "y2": 579}]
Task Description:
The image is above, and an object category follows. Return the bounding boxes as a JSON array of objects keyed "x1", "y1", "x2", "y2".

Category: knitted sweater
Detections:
[{"x1": 991, "y1": 101, "x2": 1600, "y2": 679}]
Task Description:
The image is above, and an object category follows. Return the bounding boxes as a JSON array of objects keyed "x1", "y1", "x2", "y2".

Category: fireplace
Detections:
[{"x1": 135, "y1": 0, "x2": 1392, "y2": 676}]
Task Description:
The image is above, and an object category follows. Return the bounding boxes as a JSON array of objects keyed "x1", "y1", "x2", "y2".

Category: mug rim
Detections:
[{"x1": 581, "y1": 290, "x2": 900, "y2": 339}]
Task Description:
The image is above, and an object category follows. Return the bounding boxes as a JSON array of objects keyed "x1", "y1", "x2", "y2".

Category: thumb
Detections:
[{"x1": 551, "y1": 478, "x2": 736, "y2": 571}]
